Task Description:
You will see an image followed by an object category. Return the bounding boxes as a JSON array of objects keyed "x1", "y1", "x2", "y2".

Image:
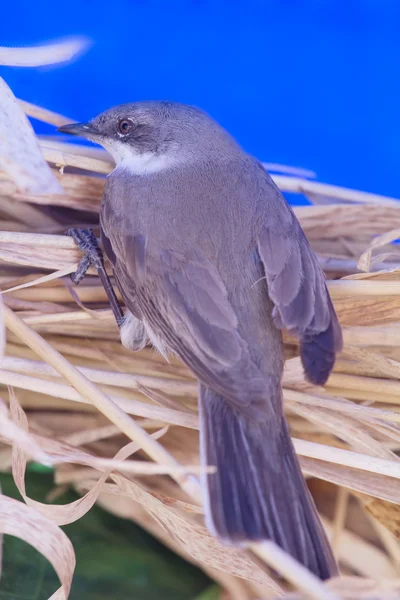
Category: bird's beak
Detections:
[{"x1": 57, "y1": 122, "x2": 100, "y2": 138}]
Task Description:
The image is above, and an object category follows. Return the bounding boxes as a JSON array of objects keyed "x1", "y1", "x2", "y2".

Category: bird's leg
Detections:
[{"x1": 66, "y1": 228, "x2": 124, "y2": 328}]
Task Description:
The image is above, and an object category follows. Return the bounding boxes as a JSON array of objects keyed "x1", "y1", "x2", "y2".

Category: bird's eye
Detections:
[{"x1": 118, "y1": 119, "x2": 134, "y2": 135}]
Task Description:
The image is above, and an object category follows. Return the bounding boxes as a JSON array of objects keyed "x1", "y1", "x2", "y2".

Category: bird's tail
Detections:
[
  {"x1": 199, "y1": 384, "x2": 338, "y2": 580},
  {"x1": 300, "y1": 295, "x2": 343, "y2": 386}
]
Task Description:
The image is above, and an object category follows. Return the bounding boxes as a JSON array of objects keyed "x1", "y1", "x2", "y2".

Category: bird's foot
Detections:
[
  {"x1": 66, "y1": 228, "x2": 103, "y2": 284},
  {"x1": 66, "y1": 227, "x2": 124, "y2": 327}
]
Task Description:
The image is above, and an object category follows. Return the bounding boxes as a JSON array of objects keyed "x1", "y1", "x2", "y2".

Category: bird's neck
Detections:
[{"x1": 116, "y1": 150, "x2": 180, "y2": 175}]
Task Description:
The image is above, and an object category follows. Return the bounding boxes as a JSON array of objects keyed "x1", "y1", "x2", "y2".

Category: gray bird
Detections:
[{"x1": 59, "y1": 102, "x2": 342, "y2": 579}]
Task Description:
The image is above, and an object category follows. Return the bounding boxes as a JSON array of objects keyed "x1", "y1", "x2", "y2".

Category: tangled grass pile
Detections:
[{"x1": 0, "y1": 45, "x2": 399, "y2": 600}]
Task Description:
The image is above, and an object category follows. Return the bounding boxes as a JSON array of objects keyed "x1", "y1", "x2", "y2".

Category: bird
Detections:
[{"x1": 58, "y1": 101, "x2": 342, "y2": 579}]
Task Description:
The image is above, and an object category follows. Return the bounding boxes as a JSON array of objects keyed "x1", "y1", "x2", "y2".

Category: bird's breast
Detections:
[{"x1": 102, "y1": 159, "x2": 259, "y2": 261}]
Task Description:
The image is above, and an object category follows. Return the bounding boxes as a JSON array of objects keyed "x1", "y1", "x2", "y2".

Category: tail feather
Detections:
[
  {"x1": 199, "y1": 385, "x2": 338, "y2": 580},
  {"x1": 301, "y1": 297, "x2": 343, "y2": 386}
]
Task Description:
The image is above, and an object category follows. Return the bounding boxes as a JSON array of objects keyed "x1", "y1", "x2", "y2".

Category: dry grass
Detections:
[{"x1": 0, "y1": 71, "x2": 400, "y2": 600}]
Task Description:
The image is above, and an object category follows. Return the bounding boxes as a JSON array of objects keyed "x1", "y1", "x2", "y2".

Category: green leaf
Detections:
[{"x1": 193, "y1": 585, "x2": 221, "y2": 600}]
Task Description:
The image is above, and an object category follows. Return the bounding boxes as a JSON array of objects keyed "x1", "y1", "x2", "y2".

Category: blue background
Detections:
[{"x1": 1, "y1": 1, "x2": 399, "y2": 199}]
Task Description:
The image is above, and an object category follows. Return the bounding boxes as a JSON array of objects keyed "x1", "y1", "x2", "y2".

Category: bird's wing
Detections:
[
  {"x1": 115, "y1": 233, "x2": 267, "y2": 415},
  {"x1": 256, "y1": 169, "x2": 342, "y2": 382},
  {"x1": 100, "y1": 223, "x2": 143, "y2": 319},
  {"x1": 100, "y1": 225, "x2": 117, "y2": 267}
]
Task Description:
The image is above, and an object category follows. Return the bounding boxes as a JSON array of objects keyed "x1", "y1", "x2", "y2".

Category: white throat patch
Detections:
[{"x1": 100, "y1": 138, "x2": 177, "y2": 175}]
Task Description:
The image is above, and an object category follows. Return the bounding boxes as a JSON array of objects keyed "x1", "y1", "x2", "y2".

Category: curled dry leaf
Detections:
[
  {"x1": 0, "y1": 78, "x2": 64, "y2": 195},
  {"x1": 1, "y1": 265, "x2": 78, "y2": 294},
  {"x1": 0, "y1": 494, "x2": 75, "y2": 599},
  {"x1": 358, "y1": 227, "x2": 400, "y2": 272},
  {"x1": 0, "y1": 395, "x2": 49, "y2": 463},
  {"x1": 9, "y1": 390, "x2": 174, "y2": 525}
]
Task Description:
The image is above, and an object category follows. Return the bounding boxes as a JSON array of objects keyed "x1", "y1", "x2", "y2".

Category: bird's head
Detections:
[{"x1": 58, "y1": 101, "x2": 236, "y2": 174}]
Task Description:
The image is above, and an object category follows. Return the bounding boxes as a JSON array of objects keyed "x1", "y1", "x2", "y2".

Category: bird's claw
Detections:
[
  {"x1": 66, "y1": 227, "x2": 125, "y2": 328},
  {"x1": 66, "y1": 228, "x2": 104, "y2": 284}
]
